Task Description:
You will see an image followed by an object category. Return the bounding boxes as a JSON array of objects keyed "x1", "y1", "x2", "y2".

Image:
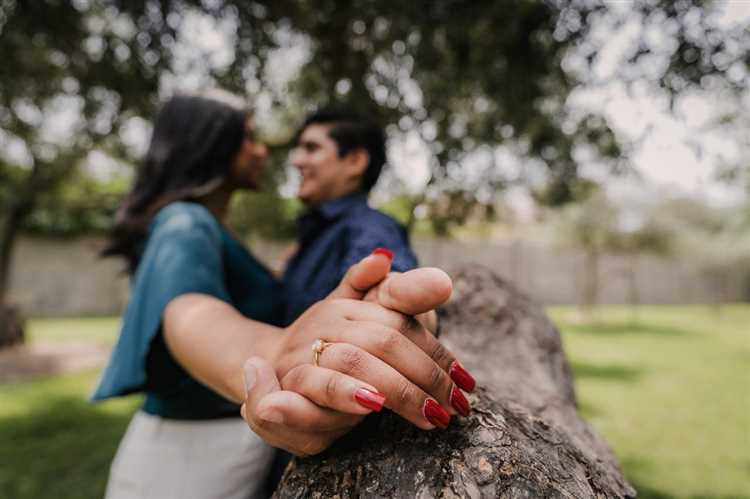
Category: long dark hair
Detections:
[{"x1": 101, "y1": 91, "x2": 249, "y2": 273}]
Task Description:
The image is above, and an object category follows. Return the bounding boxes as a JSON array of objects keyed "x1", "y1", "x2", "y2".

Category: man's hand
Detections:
[{"x1": 242, "y1": 250, "x2": 475, "y2": 456}]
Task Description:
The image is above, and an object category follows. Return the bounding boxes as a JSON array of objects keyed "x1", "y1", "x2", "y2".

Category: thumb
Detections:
[
  {"x1": 241, "y1": 356, "x2": 281, "y2": 420},
  {"x1": 327, "y1": 248, "x2": 393, "y2": 300},
  {"x1": 376, "y1": 267, "x2": 453, "y2": 316}
]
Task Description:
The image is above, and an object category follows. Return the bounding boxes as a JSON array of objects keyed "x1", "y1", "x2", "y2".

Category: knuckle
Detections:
[
  {"x1": 284, "y1": 365, "x2": 306, "y2": 389},
  {"x1": 397, "y1": 314, "x2": 413, "y2": 335},
  {"x1": 377, "y1": 329, "x2": 402, "y2": 355},
  {"x1": 334, "y1": 345, "x2": 365, "y2": 375},
  {"x1": 427, "y1": 363, "x2": 446, "y2": 393},
  {"x1": 395, "y1": 381, "x2": 416, "y2": 407},
  {"x1": 324, "y1": 373, "x2": 339, "y2": 402},
  {"x1": 429, "y1": 340, "x2": 453, "y2": 368}
]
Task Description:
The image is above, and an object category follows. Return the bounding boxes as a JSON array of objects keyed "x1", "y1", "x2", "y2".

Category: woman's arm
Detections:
[
  {"x1": 163, "y1": 253, "x2": 474, "y2": 454},
  {"x1": 163, "y1": 293, "x2": 280, "y2": 403}
]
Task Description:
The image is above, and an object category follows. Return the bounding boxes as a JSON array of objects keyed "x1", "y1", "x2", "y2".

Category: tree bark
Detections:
[
  {"x1": 0, "y1": 197, "x2": 32, "y2": 349},
  {"x1": 274, "y1": 264, "x2": 635, "y2": 498},
  {"x1": 0, "y1": 302, "x2": 24, "y2": 349}
]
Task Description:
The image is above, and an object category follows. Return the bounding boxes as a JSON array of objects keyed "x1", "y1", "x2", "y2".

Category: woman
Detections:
[{"x1": 93, "y1": 90, "x2": 475, "y2": 499}]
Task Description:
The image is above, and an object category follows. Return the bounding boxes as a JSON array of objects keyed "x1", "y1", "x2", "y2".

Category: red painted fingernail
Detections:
[
  {"x1": 372, "y1": 247, "x2": 394, "y2": 261},
  {"x1": 449, "y1": 361, "x2": 476, "y2": 392},
  {"x1": 423, "y1": 399, "x2": 451, "y2": 429},
  {"x1": 450, "y1": 386, "x2": 471, "y2": 417},
  {"x1": 355, "y1": 388, "x2": 386, "y2": 412}
]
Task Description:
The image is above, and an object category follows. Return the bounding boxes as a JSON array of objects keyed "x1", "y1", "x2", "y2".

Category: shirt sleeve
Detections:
[
  {"x1": 338, "y1": 215, "x2": 419, "y2": 282},
  {"x1": 91, "y1": 203, "x2": 230, "y2": 400}
]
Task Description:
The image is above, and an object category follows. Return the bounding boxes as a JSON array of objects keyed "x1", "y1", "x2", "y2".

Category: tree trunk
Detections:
[
  {"x1": 579, "y1": 248, "x2": 599, "y2": 320},
  {"x1": 274, "y1": 264, "x2": 635, "y2": 498},
  {"x1": 0, "y1": 158, "x2": 51, "y2": 349},
  {"x1": 0, "y1": 302, "x2": 24, "y2": 349},
  {"x1": 0, "y1": 199, "x2": 30, "y2": 349}
]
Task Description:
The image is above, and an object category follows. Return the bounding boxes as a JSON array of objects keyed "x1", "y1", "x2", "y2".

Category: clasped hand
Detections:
[{"x1": 240, "y1": 252, "x2": 476, "y2": 456}]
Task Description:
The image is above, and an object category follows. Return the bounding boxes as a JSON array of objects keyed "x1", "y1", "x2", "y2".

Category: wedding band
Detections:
[{"x1": 311, "y1": 339, "x2": 330, "y2": 366}]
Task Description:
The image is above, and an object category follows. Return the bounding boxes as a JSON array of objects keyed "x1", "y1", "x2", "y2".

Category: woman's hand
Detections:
[
  {"x1": 270, "y1": 252, "x2": 475, "y2": 430},
  {"x1": 241, "y1": 356, "x2": 381, "y2": 456}
]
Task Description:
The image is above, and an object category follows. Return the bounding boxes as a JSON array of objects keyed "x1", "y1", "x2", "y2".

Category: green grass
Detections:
[
  {"x1": 548, "y1": 304, "x2": 750, "y2": 499},
  {"x1": 25, "y1": 316, "x2": 121, "y2": 345},
  {"x1": 1, "y1": 307, "x2": 748, "y2": 498},
  {"x1": 1, "y1": 317, "x2": 139, "y2": 499}
]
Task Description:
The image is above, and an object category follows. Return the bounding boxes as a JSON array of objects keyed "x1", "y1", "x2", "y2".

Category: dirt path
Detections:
[{"x1": 0, "y1": 341, "x2": 111, "y2": 383}]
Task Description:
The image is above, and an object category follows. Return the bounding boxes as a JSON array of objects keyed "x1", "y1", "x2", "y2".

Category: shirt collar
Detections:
[{"x1": 315, "y1": 191, "x2": 368, "y2": 220}]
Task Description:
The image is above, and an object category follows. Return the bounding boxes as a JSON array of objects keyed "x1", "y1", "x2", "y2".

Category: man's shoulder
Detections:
[{"x1": 346, "y1": 204, "x2": 403, "y2": 230}]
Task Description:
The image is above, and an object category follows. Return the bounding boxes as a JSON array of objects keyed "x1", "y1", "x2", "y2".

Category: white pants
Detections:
[{"x1": 105, "y1": 411, "x2": 274, "y2": 499}]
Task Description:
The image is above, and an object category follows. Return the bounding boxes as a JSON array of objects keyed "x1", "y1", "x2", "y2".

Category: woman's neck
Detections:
[{"x1": 200, "y1": 185, "x2": 233, "y2": 223}]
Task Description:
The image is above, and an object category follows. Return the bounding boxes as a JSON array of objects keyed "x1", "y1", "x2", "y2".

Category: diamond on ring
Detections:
[{"x1": 312, "y1": 339, "x2": 328, "y2": 366}]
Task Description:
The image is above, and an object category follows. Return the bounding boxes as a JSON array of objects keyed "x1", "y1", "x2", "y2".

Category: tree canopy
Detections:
[{"x1": 0, "y1": 0, "x2": 747, "y2": 300}]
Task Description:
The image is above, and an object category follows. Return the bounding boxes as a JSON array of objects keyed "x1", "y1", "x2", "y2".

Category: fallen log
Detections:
[{"x1": 274, "y1": 264, "x2": 636, "y2": 498}]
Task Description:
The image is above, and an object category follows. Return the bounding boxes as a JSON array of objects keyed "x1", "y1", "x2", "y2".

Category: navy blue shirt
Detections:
[{"x1": 282, "y1": 192, "x2": 418, "y2": 325}]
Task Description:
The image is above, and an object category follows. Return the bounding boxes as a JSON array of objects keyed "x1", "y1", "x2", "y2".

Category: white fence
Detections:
[{"x1": 9, "y1": 235, "x2": 747, "y2": 317}]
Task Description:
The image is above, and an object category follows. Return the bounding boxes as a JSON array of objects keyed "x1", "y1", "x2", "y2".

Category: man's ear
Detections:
[{"x1": 344, "y1": 148, "x2": 369, "y2": 178}]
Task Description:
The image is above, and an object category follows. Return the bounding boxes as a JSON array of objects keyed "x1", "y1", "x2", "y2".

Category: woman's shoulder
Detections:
[{"x1": 151, "y1": 201, "x2": 220, "y2": 236}]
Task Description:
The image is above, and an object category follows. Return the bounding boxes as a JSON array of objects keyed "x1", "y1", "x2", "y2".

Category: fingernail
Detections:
[
  {"x1": 354, "y1": 388, "x2": 386, "y2": 412},
  {"x1": 449, "y1": 361, "x2": 476, "y2": 392},
  {"x1": 423, "y1": 399, "x2": 450, "y2": 429},
  {"x1": 259, "y1": 408, "x2": 285, "y2": 424},
  {"x1": 450, "y1": 386, "x2": 470, "y2": 417},
  {"x1": 372, "y1": 247, "x2": 394, "y2": 261},
  {"x1": 243, "y1": 360, "x2": 257, "y2": 394}
]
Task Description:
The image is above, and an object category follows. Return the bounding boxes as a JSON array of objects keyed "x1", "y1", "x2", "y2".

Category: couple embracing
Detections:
[{"x1": 93, "y1": 91, "x2": 475, "y2": 499}]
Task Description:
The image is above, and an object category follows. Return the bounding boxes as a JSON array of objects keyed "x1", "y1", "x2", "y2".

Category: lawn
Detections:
[
  {"x1": 548, "y1": 305, "x2": 750, "y2": 499},
  {"x1": 1, "y1": 307, "x2": 748, "y2": 499}
]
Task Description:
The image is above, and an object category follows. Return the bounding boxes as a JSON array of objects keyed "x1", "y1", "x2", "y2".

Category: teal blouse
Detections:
[{"x1": 91, "y1": 202, "x2": 283, "y2": 419}]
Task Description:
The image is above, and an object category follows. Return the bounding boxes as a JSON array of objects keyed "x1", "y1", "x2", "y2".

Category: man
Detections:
[{"x1": 282, "y1": 107, "x2": 418, "y2": 325}]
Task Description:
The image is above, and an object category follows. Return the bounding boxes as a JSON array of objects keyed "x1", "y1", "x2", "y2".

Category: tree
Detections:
[
  {"x1": 274, "y1": 265, "x2": 635, "y2": 497},
  {"x1": 660, "y1": 198, "x2": 750, "y2": 311},
  {"x1": 0, "y1": 0, "x2": 281, "y2": 344},
  {"x1": 258, "y1": 0, "x2": 748, "y2": 231},
  {"x1": 550, "y1": 189, "x2": 672, "y2": 318},
  {"x1": 2, "y1": 0, "x2": 746, "y2": 344}
]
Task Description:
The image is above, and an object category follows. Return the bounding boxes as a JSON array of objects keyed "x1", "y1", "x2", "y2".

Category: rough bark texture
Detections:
[{"x1": 274, "y1": 265, "x2": 635, "y2": 498}]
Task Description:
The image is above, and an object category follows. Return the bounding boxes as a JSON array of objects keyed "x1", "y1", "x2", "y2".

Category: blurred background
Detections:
[{"x1": 0, "y1": 1, "x2": 748, "y2": 498}]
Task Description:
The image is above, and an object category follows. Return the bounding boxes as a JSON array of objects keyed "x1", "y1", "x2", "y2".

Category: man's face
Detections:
[{"x1": 290, "y1": 124, "x2": 364, "y2": 207}]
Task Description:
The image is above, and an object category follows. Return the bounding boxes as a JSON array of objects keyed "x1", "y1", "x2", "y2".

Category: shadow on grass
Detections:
[
  {"x1": 623, "y1": 458, "x2": 749, "y2": 499},
  {"x1": 571, "y1": 361, "x2": 642, "y2": 382},
  {"x1": 632, "y1": 481, "x2": 749, "y2": 499},
  {"x1": 0, "y1": 394, "x2": 136, "y2": 499},
  {"x1": 561, "y1": 321, "x2": 693, "y2": 337}
]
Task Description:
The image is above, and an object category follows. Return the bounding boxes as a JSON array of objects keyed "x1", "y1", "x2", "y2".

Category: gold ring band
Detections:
[{"x1": 311, "y1": 339, "x2": 330, "y2": 367}]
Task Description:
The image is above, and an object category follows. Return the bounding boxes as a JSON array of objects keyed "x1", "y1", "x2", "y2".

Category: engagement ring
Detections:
[{"x1": 311, "y1": 339, "x2": 330, "y2": 366}]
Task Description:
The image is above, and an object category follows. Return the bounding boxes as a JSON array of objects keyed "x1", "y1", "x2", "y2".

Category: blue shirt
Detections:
[
  {"x1": 282, "y1": 192, "x2": 417, "y2": 324},
  {"x1": 91, "y1": 202, "x2": 283, "y2": 419}
]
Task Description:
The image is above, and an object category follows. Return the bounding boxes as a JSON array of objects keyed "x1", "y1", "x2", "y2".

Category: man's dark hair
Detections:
[{"x1": 301, "y1": 107, "x2": 386, "y2": 193}]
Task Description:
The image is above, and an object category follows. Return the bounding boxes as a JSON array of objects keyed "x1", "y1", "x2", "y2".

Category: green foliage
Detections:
[
  {"x1": 228, "y1": 190, "x2": 301, "y2": 241},
  {"x1": 22, "y1": 173, "x2": 129, "y2": 236},
  {"x1": 552, "y1": 190, "x2": 674, "y2": 256},
  {"x1": 0, "y1": 0, "x2": 746, "y2": 273}
]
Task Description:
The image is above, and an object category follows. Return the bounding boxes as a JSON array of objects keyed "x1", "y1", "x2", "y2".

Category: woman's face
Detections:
[{"x1": 230, "y1": 117, "x2": 268, "y2": 190}]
